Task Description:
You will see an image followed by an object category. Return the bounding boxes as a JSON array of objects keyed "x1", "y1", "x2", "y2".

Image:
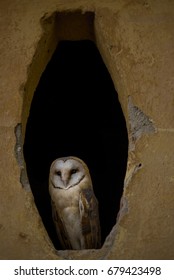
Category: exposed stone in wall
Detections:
[
  {"x1": 14, "y1": 123, "x2": 30, "y2": 190},
  {"x1": 128, "y1": 96, "x2": 156, "y2": 150},
  {"x1": 0, "y1": 0, "x2": 174, "y2": 259}
]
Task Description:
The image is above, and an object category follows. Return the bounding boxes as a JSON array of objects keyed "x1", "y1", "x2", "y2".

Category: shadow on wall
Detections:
[{"x1": 24, "y1": 40, "x2": 128, "y2": 249}]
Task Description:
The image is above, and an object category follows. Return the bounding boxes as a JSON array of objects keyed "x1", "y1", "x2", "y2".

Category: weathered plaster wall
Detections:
[{"x1": 0, "y1": 0, "x2": 174, "y2": 259}]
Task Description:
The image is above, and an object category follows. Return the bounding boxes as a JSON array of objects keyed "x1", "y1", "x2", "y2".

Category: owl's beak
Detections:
[
  {"x1": 62, "y1": 173, "x2": 69, "y2": 188},
  {"x1": 63, "y1": 179, "x2": 69, "y2": 187}
]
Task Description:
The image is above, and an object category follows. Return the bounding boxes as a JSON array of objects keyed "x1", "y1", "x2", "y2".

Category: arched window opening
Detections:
[{"x1": 24, "y1": 40, "x2": 128, "y2": 250}]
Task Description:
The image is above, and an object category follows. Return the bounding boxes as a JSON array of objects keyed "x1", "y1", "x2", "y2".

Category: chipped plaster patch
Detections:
[
  {"x1": 128, "y1": 96, "x2": 156, "y2": 150},
  {"x1": 14, "y1": 123, "x2": 24, "y2": 168},
  {"x1": 124, "y1": 97, "x2": 156, "y2": 188},
  {"x1": 14, "y1": 123, "x2": 30, "y2": 190}
]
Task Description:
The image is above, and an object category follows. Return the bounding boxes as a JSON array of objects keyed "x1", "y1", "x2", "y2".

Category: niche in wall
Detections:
[{"x1": 23, "y1": 12, "x2": 128, "y2": 250}]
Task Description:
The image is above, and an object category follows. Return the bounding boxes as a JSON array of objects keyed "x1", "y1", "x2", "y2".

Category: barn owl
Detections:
[{"x1": 49, "y1": 156, "x2": 101, "y2": 250}]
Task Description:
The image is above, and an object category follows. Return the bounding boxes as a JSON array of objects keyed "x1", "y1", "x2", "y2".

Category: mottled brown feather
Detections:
[{"x1": 79, "y1": 188, "x2": 101, "y2": 249}]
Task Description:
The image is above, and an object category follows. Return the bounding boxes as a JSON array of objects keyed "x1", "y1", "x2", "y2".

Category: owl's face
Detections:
[{"x1": 50, "y1": 157, "x2": 88, "y2": 189}]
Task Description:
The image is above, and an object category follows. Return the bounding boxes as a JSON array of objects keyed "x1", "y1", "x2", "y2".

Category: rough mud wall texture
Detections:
[{"x1": 0, "y1": 0, "x2": 174, "y2": 259}]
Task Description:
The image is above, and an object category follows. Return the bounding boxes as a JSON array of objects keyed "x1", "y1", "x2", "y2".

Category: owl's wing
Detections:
[
  {"x1": 51, "y1": 200, "x2": 72, "y2": 250},
  {"x1": 79, "y1": 188, "x2": 101, "y2": 249}
]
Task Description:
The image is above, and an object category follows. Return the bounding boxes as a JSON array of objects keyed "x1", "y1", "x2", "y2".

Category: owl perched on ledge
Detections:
[{"x1": 49, "y1": 156, "x2": 101, "y2": 250}]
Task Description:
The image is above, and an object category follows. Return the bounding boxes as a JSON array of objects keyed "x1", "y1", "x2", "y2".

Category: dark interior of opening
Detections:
[{"x1": 23, "y1": 40, "x2": 128, "y2": 250}]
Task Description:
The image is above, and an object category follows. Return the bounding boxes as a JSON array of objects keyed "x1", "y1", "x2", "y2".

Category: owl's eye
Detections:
[
  {"x1": 71, "y1": 169, "x2": 78, "y2": 174},
  {"x1": 56, "y1": 171, "x2": 61, "y2": 176}
]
